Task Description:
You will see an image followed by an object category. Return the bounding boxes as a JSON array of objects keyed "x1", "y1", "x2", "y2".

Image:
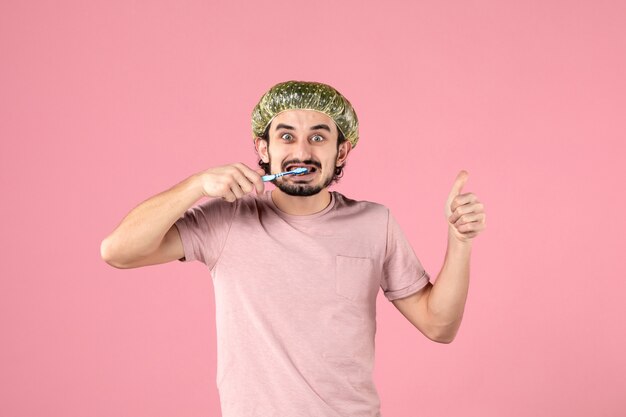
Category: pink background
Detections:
[{"x1": 1, "y1": 1, "x2": 625, "y2": 416}]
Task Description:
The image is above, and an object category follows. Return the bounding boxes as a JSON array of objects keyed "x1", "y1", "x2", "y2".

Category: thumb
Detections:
[
  {"x1": 447, "y1": 170, "x2": 469, "y2": 204},
  {"x1": 254, "y1": 168, "x2": 267, "y2": 194}
]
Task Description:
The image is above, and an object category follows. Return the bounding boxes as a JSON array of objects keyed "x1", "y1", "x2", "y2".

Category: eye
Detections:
[
  {"x1": 281, "y1": 133, "x2": 293, "y2": 141},
  {"x1": 311, "y1": 134, "x2": 325, "y2": 142}
]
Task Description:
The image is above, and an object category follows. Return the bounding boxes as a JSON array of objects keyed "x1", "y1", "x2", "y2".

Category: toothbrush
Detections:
[{"x1": 262, "y1": 167, "x2": 309, "y2": 182}]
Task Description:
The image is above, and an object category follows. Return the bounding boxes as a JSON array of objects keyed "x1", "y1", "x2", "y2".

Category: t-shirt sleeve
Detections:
[
  {"x1": 173, "y1": 198, "x2": 236, "y2": 268},
  {"x1": 381, "y1": 211, "x2": 431, "y2": 301}
]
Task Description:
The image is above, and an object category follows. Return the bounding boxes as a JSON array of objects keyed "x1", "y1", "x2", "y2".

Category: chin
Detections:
[{"x1": 276, "y1": 182, "x2": 324, "y2": 197}]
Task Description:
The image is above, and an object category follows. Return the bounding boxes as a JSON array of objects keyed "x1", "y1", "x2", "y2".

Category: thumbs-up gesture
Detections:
[{"x1": 445, "y1": 170, "x2": 486, "y2": 243}]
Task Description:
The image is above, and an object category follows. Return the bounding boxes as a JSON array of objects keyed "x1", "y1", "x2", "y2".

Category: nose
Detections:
[{"x1": 292, "y1": 138, "x2": 313, "y2": 160}]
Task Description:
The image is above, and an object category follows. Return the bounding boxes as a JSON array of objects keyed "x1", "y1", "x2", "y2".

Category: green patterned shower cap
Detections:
[{"x1": 251, "y1": 80, "x2": 359, "y2": 148}]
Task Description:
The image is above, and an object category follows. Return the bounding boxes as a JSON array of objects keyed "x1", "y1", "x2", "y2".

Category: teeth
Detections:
[{"x1": 286, "y1": 166, "x2": 315, "y2": 173}]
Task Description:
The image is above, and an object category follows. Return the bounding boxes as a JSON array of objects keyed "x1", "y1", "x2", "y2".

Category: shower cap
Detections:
[{"x1": 251, "y1": 80, "x2": 359, "y2": 148}]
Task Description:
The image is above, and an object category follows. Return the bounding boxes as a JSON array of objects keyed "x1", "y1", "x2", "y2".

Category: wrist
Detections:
[
  {"x1": 184, "y1": 172, "x2": 209, "y2": 200},
  {"x1": 447, "y1": 228, "x2": 474, "y2": 248}
]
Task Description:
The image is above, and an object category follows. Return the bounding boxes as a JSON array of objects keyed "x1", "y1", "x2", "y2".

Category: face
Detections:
[{"x1": 255, "y1": 110, "x2": 351, "y2": 197}]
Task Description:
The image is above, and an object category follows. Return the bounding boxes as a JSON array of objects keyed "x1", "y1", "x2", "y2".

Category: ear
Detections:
[
  {"x1": 336, "y1": 140, "x2": 352, "y2": 167},
  {"x1": 254, "y1": 137, "x2": 270, "y2": 163}
]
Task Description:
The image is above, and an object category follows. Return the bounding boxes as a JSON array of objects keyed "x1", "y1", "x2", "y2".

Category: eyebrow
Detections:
[
  {"x1": 310, "y1": 124, "x2": 331, "y2": 132},
  {"x1": 274, "y1": 123, "x2": 332, "y2": 132}
]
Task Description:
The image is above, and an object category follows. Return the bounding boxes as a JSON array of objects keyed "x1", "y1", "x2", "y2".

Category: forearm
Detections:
[
  {"x1": 101, "y1": 173, "x2": 204, "y2": 263},
  {"x1": 427, "y1": 232, "x2": 472, "y2": 341}
]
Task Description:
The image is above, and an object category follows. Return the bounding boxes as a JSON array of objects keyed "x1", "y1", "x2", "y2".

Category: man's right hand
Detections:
[
  {"x1": 101, "y1": 162, "x2": 267, "y2": 269},
  {"x1": 198, "y1": 163, "x2": 266, "y2": 202}
]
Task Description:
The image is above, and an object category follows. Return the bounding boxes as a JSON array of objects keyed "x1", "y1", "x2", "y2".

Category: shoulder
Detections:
[{"x1": 332, "y1": 192, "x2": 390, "y2": 219}]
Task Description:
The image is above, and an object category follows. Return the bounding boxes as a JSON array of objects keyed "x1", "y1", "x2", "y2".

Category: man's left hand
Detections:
[{"x1": 445, "y1": 170, "x2": 487, "y2": 243}]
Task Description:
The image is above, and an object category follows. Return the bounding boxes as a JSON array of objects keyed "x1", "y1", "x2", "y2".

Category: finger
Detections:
[
  {"x1": 457, "y1": 222, "x2": 486, "y2": 233},
  {"x1": 237, "y1": 176, "x2": 254, "y2": 194},
  {"x1": 450, "y1": 193, "x2": 477, "y2": 213},
  {"x1": 236, "y1": 163, "x2": 265, "y2": 194},
  {"x1": 230, "y1": 180, "x2": 245, "y2": 199},
  {"x1": 242, "y1": 168, "x2": 265, "y2": 194},
  {"x1": 449, "y1": 202, "x2": 484, "y2": 224},
  {"x1": 223, "y1": 169, "x2": 246, "y2": 199},
  {"x1": 228, "y1": 166, "x2": 256, "y2": 195},
  {"x1": 446, "y1": 170, "x2": 469, "y2": 206},
  {"x1": 454, "y1": 213, "x2": 483, "y2": 226},
  {"x1": 222, "y1": 190, "x2": 237, "y2": 203},
  {"x1": 450, "y1": 200, "x2": 485, "y2": 220}
]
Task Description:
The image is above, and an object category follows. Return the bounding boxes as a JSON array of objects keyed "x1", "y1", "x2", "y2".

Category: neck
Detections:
[{"x1": 271, "y1": 188, "x2": 332, "y2": 216}]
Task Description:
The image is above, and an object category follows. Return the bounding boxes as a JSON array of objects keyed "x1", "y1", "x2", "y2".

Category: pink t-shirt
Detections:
[{"x1": 174, "y1": 191, "x2": 430, "y2": 417}]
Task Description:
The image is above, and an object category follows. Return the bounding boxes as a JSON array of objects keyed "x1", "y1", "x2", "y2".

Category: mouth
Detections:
[{"x1": 284, "y1": 164, "x2": 319, "y2": 174}]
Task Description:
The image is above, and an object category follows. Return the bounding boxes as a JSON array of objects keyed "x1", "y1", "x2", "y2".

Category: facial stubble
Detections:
[{"x1": 268, "y1": 151, "x2": 337, "y2": 197}]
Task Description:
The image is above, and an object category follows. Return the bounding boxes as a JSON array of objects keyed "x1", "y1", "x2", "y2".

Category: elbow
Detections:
[
  {"x1": 428, "y1": 334, "x2": 456, "y2": 345},
  {"x1": 426, "y1": 320, "x2": 461, "y2": 344},
  {"x1": 100, "y1": 237, "x2": 128, "y2": 269}
]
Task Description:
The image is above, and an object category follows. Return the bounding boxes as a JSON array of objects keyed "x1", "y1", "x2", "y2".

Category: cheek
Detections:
[
  {"x1": 268, "y1": 153, "x2": 283, "y2": 170},
  {"x1": 326, "y1": 150, "x2": 340, "y2": 166},
  {"x1": 266, "y1": 145, "x2": 282, "y2": 163}
]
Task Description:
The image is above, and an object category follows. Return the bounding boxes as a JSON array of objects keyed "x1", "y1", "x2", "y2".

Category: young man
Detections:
[{"x1": 101, "y1": 80, "x2": 486, "y2": 417}]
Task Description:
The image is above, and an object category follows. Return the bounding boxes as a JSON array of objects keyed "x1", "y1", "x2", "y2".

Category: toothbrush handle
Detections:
[{"x1": 263, "y1": 169, "x2": 301, "y2": 182}]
